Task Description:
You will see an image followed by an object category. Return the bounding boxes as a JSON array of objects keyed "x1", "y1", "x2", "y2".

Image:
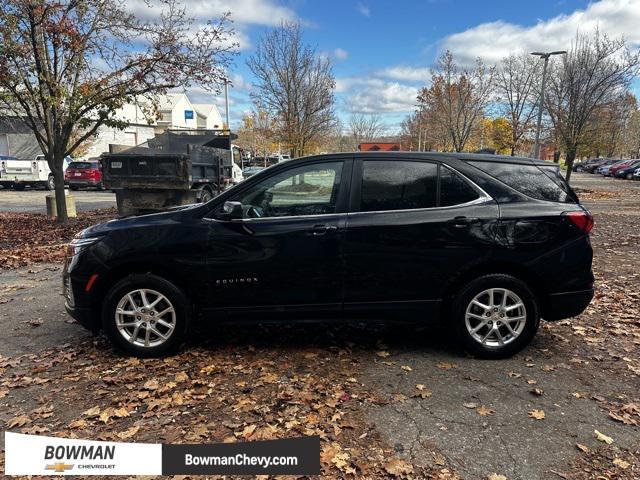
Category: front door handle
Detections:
[
  {"x1": 449, "y1": 216, "x2": 480, "y2": 228},
  {"x1": 308, "y1": 224, "x2": 338, "y2": 236}
]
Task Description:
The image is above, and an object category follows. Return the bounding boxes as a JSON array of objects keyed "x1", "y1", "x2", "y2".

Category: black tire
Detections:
[
  {"x1": 199, "y1": 187, "x2": 213, "y2": 203},
  {"x1": 45, "y1": 175, "x2": 55, "y2": 190},
  {"x1": 626, "y1": 173, "x2": 633, "y2": 180},
  {"x1": 102, "y1": 274, "x2": 190, "y2": 357},
  {"x1": 12, "y1": 183, "x2": 25, "y2": 191},
  {"x1": 69, "y1": 185, "x2": 79, "y2": 191},
  {"x1": 452, "y1": 274, "x2": 540, "y2": 359},
  {"x1": 96, "y1": 183, "x2": 104, "y2": 191}
]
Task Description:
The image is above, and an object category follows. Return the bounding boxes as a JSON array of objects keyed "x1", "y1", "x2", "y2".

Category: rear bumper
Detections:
[
  {"x1": 68, "y1": 179, "x2": 101, "y2": 187},
  {"x1": 543, "y1": 288, "x2": 594, "y2": 321}
]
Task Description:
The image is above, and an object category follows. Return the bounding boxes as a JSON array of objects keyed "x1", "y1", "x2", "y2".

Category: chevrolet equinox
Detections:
[{"x1": 64, "y1": 153, "x2": 594, "y2": 358}]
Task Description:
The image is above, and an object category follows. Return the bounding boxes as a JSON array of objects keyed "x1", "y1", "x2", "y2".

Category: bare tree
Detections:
[
  {"x1": 495, "y1": 54, "x2": 540, "y2": 155},
  {"x1": 247, "y1": 22, "x2": 336, "y2": 158},
  {"x1": 348, "y1": 113, "x2": 384, "y2": 150},
  {"x1": 545, "y1": 31, "x2": 640, "y2": 182},
  {"x1": 417, "y1": 51, "x2": 494, "y2": 152},
  {"x1": 0, "y1": 0, "x2": 236, "y2": 222}
]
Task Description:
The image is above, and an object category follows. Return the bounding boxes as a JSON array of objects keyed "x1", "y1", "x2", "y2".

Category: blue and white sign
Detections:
[{"x1": 184, "y1": 110, "x2": 194, "y2": 120}]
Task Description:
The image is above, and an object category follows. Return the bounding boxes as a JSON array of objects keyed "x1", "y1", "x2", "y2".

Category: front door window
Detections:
[{"x1": 231, "y1": 162, "x2": 343, "y2": 218}]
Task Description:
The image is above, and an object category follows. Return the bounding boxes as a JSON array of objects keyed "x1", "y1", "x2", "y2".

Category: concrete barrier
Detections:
[{"x1": 46, "y1": 190, "x2": 77, "y2": 218}]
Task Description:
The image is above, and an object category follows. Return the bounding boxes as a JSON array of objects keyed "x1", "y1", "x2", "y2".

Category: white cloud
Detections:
[
  {"x1": 126, "y1": 0, "x2": 296, "y2": 26},
  {"x1": 125, "y1": 0, "x2": 298, "y2": 50},
  {"x1": 376, "y1": 66, "x2": 431, "y2": 83},
  {"x1": 441, "y1": 0, "x2": 640, "y2": 65},
  {"x1": 356, "y1": 2, "x2": 371, "y2": 17},
  {"x1": 337, "y1": 77, "x2": 418, "y2": 113},
  {"x1": 334, "y1": 48, "x2": 349, "y2": 60}
]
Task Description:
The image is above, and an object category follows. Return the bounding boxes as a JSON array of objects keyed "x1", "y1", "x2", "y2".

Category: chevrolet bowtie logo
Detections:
[{"x1": 45, "y1": 462, "x2": 74, "y2": 473}]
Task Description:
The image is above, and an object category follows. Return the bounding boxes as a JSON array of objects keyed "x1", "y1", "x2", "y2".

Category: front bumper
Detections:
[
  {"x1": 63, "y1": 259, "x2": 100, "y2": 332},
  {"x1": 543, "y1": 288, "x2": 594, "y2": 321}
]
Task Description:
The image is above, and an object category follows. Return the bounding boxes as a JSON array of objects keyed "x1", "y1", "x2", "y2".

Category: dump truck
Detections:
[{"x1": 101, "y1": 129, "x2": 242, "y2": 216}]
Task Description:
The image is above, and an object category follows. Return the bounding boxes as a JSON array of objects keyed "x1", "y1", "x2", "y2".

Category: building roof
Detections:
[
  {"x1": 156, "y1": 93, "x2": 188, "y2": 112},
  {"x1": 192, "y1": 104, "x2": 217, "y2": 117}
]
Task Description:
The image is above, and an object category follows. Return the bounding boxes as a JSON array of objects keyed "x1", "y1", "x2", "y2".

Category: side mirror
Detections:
[{"x1": 218, "y1": 201, "x2": 243, "y2": 220}]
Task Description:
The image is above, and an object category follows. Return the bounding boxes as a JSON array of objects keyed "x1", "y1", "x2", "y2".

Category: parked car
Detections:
[
  {"x1": 633, "y1": 167, "x2": 640, "y2": 180},
  {"x1": 573, "y1": 158, "x2": 604, "y2": 172},
  {"x1": 65, "y1": 160, "x2": 104, "y2": 190},
  {"x1": 598, "y1": 160, "x2": 628, "y2": 176},
  {"x1": 607, "y1": 159, "x2": 637, "y2": 177},
  {"x1": 613, "y1": 160, "x2": 640, "y2": 179},
  {"x1": 64, "y1": 152, "x2": 594, "y2": 359},
  {"x1": 242, "y1": 166, "x2": 266, "y2": 178},
  {"x1": 0, "y1": 154, "x2": 72, "y2": 190},
  {"x1": 585, "y1": 158, "x2": 617, "y2": 174}
]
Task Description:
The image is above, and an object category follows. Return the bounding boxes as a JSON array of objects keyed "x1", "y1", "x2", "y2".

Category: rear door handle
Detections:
[
  {"x1": 308, "y1": 224, "x2": 338, "y2": 236},
  {"x1": 449, "y1": 216, "x2": 480, "y2": 227}
]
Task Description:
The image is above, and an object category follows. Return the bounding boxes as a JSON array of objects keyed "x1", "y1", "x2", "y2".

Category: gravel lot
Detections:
[{"x1": 0, "y1": 172, "x2": 638, "y2": 479}]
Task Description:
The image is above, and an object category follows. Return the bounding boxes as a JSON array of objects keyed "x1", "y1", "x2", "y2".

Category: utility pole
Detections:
[
  {"x1": 531, "y1": 50, "x2": 566, "y2": 159},
  {"x1": 223, "y1": 78, "x2": 231, "y2": 130}
]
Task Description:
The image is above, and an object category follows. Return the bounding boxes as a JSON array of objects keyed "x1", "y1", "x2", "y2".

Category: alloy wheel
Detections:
[
  {"x1": 115, "y1": 289, "x2": 176, "y2": 348},
  {"x1": 464, "y1": 288, "x2": 527, "y2": 347}
]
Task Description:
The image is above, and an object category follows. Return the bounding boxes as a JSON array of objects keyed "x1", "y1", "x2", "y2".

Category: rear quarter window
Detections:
[{"x1": 469, "y1": 161, "x2": 577, "y2": 203}]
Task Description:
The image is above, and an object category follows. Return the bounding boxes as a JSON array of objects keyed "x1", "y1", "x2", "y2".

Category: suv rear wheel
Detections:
[
  {"x1": 102, "y1": 274, "x2": 189, "y2": 357},
  {"x1": 452, "y1": 274, "x2": 539, "y2": 359}
]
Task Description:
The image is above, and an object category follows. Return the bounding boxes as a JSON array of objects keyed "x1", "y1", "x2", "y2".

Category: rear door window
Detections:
[
  {"x1": 360, "y1": 161, "x2": 438, "y2": 212},
  {"x1": 470, "y1": 161, "x2": 577, "y2": 203},
  {"x1": 359, "y1": 160, "x2": 481, "y2": 212}
]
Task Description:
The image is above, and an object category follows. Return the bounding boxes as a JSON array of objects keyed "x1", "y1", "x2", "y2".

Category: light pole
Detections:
[
  {"x1": 531, "y1": 50, "x2": 566, "y2": 159},
  {"x1": 223, "y1": 77, "x2": 231, "y2": 131}
]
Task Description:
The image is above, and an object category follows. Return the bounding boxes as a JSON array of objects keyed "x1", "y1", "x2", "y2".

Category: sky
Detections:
[{"x1": 180, "y1": 0, "x2": 640, "y2": 133}]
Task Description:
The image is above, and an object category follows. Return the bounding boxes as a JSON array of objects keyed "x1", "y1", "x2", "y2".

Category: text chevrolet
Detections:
[{"x1": 64, "y1": 153, "x2": 594, "y2": 358}]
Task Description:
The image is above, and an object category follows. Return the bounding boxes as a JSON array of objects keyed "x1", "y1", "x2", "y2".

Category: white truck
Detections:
[{"x1": 0, "y1": 154, "x2": 71, "y2": 190}]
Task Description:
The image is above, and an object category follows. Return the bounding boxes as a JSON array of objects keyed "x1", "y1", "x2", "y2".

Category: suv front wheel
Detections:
[
  {"x1": 452, "y1": 274, "x2": 539, "y2": 359},
  {"x1": 102, "y1": 274, "x2": 189, "y2": 357}
]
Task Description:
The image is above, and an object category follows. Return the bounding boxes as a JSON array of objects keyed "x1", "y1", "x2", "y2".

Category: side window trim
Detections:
[{"x1": 349, "y1": 158, "x2": 490, "y2": 215}]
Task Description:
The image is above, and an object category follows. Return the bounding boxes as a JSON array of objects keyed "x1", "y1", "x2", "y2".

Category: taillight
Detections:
[{"x1": 564, "y1": 211, "x2": 594, "y2": 234}]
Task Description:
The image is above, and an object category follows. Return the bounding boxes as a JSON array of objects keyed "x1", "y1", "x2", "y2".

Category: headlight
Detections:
[{"x1": 66, "y1": 236, "x2": 102, "y2": 257}]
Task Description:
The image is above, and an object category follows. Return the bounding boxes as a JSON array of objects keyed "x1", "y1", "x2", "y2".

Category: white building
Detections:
[{"x1": 81, "y1": 93, "x2": 223, "y2": 159}]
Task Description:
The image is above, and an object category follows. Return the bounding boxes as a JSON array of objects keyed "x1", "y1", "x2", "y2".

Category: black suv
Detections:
[{"x1": 64, "y1": 153, "x2": 594, "y2": 358}]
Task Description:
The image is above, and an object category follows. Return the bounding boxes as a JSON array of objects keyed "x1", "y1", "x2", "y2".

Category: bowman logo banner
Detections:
[{"x1": 4, "y1": 432, "x2": 320, "y2": 476}]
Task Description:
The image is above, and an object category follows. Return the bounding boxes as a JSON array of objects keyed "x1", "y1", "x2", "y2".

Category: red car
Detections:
[
  {"x1": 65, "y1": 160, "x2": 104, "y2": 190},
  {"x1": 608, "y1": 160, "x2": 637, "y2": 177}
]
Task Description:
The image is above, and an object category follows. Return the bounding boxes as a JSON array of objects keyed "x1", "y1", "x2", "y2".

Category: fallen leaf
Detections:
[
  {"x1": 529, "y1": 409, "x2": 545, "y2": 420},
  {"x1": 463, "y1": 402, "x2": 478, "y2": 409},
  {"x1": 476, "y1": 405, "x2": 495, "y2": 416},
  {"x1": 437, "y1": 362, "x2": 457, "y2": 370},
  {"x1": 488, "y1": 474, "x2": 507, "y2": 480},
  {"x1": 613, "y1": 458, "x2": 630, "y2": 469},
  {"x1": 117, "y1": 426, "x2": 140, "y2": 440},
  {"x1": 82, "y1": 406, "x2": 101, "y2": 417},
  {"x1": 401, "y1": 365, "x2": 413, "y2": 371},
  {"x1": 143, "y1": 379, "x2": 159, "y2": 390},
  {"x1": 376, "y1": 351, "x2": 390, "y2": 358},
  {"x1": 384, "y1": 458, "x2": 413, "y2": 476},
  {"x1": 594, "y1": 430, "x2": 614, "y2": 444},
  {"x1": 530, "y1": 388, "x2": 544, "y2": 396},
  {"x1": 576, "y1": 443, "x2": 589, "y2": 453},
  {"x1": 7, "y1": 415, "x2": 30, "y2": 428}
]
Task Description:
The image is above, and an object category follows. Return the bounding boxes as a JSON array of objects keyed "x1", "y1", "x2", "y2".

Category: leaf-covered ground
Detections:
[
  {"x1": 0, "y1": 179, "x2": 639, "y2": 479},
  {"x1": 0, "y1": 209, "x2": 117, "y2": 269}
]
